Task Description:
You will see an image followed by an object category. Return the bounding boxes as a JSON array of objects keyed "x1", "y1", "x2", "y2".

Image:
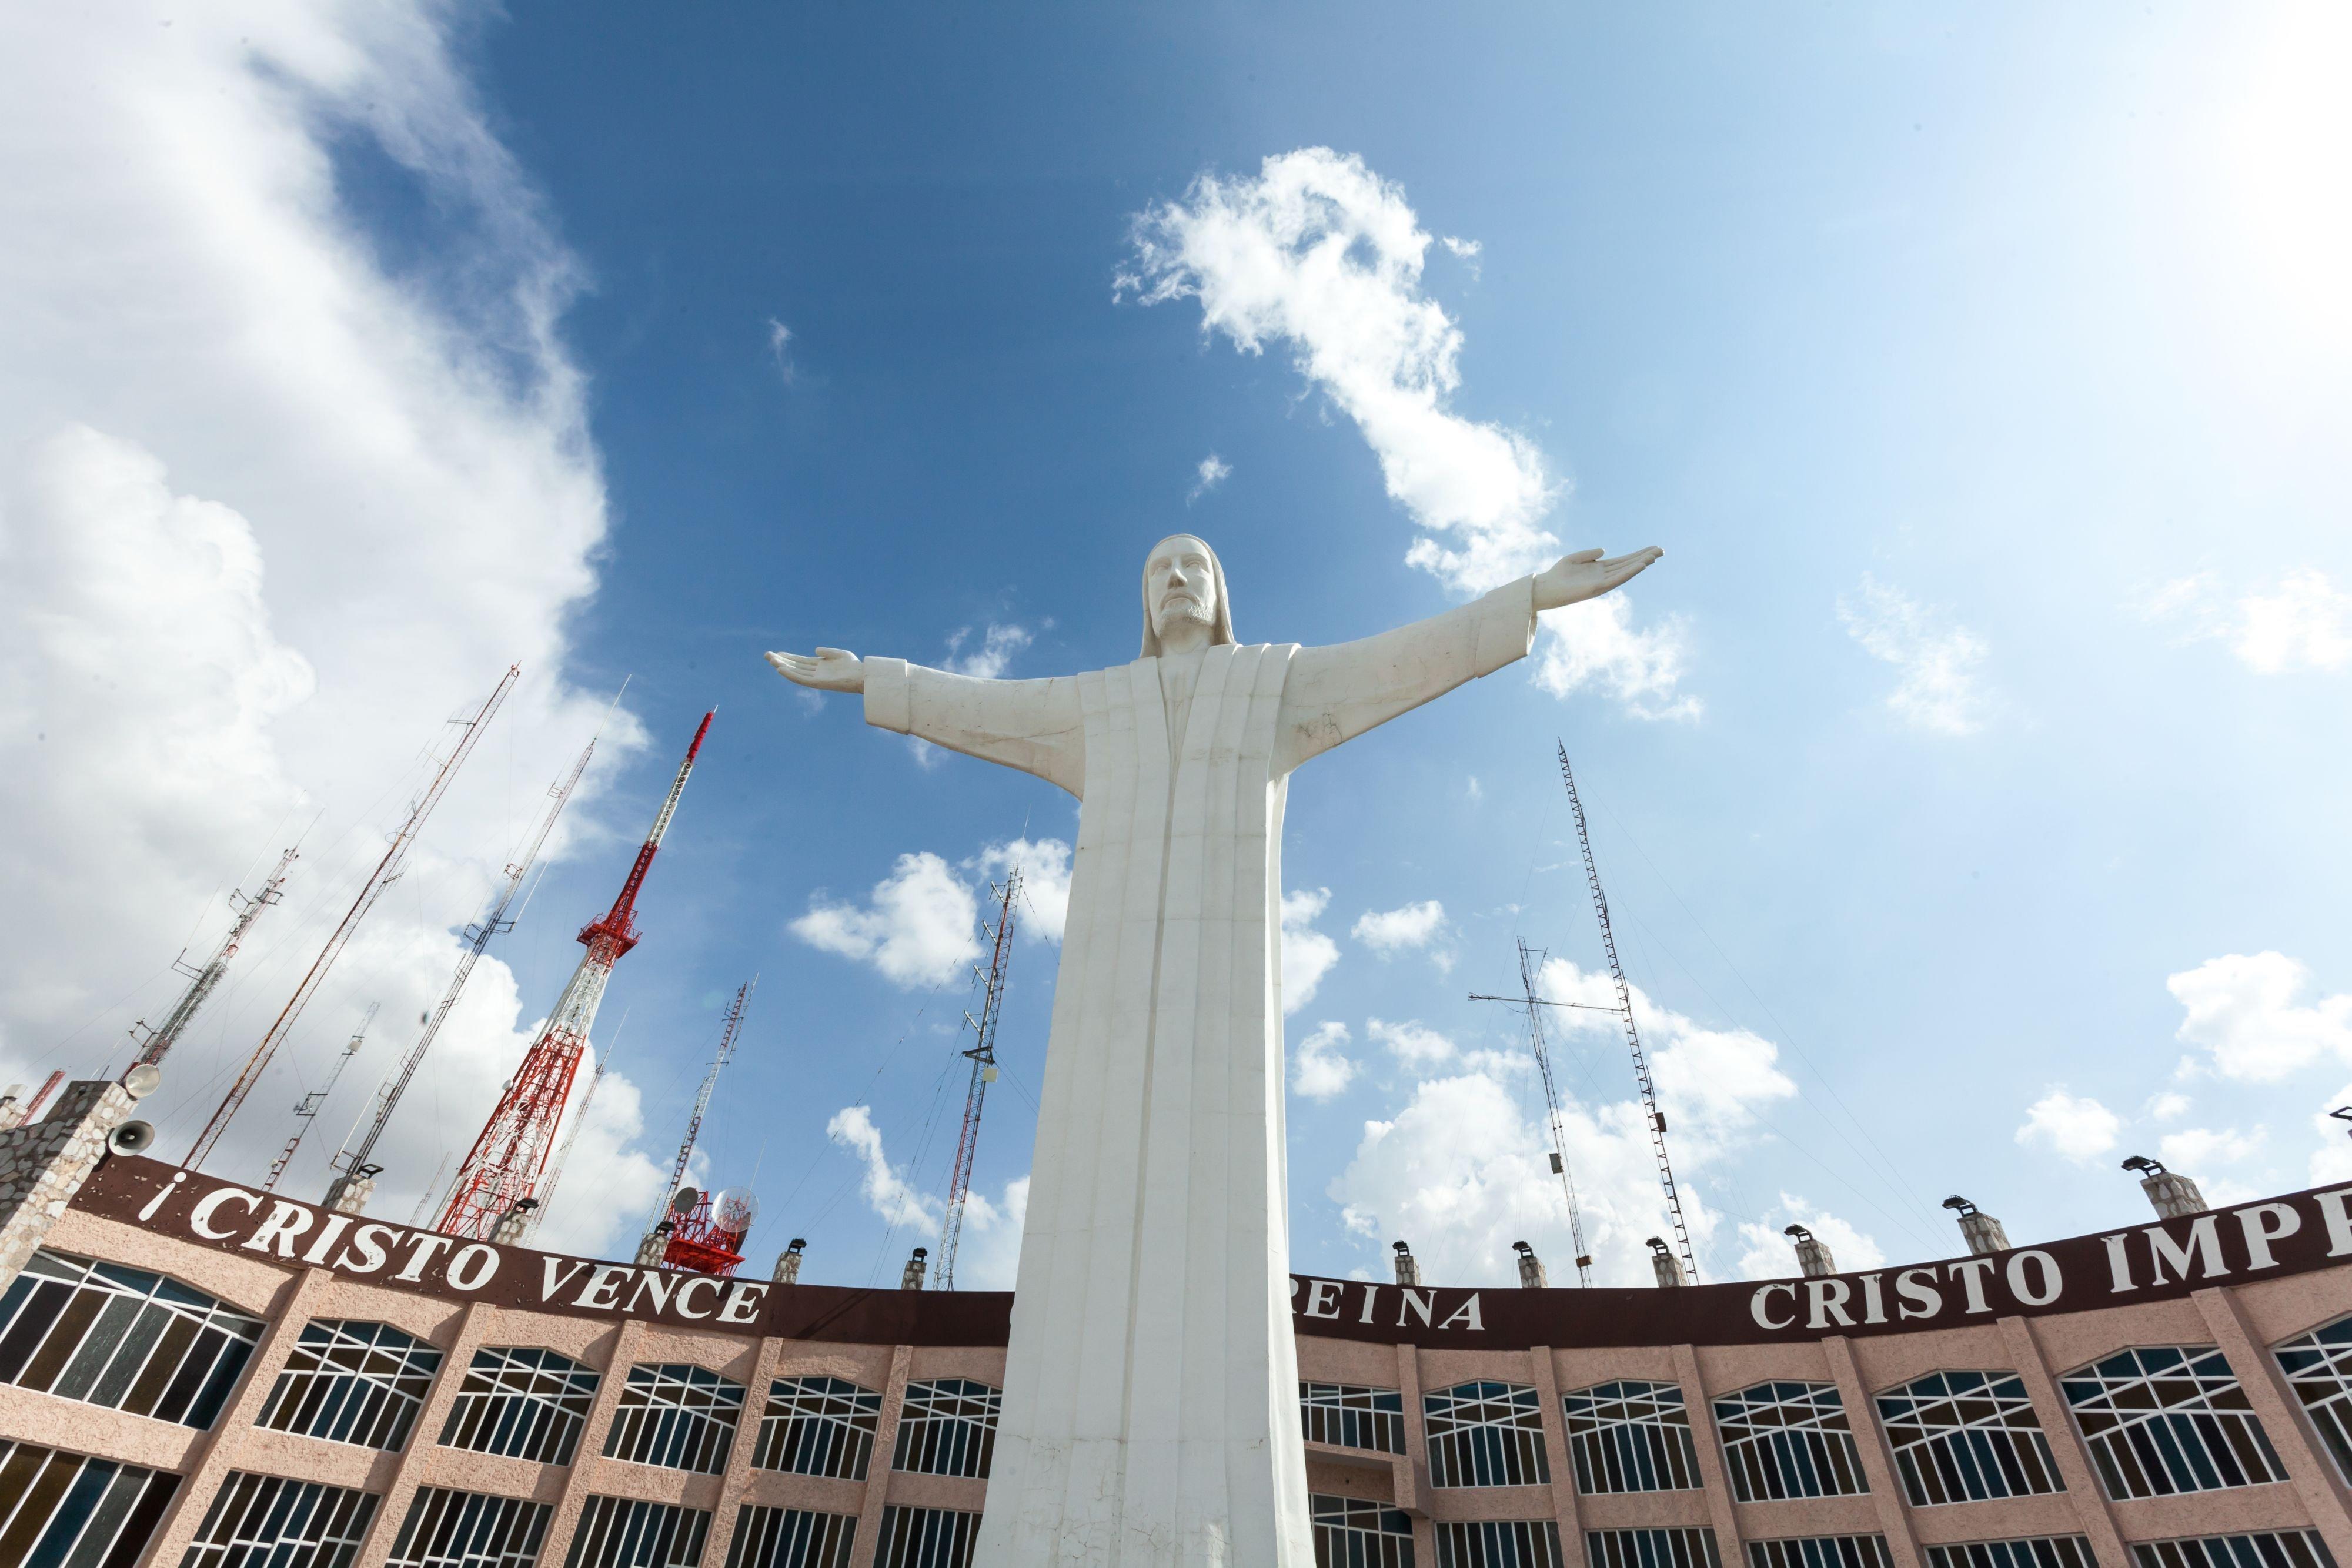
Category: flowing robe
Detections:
[{"x1": 861, "y1": 577, "x2": 1540, "y2": 1564}]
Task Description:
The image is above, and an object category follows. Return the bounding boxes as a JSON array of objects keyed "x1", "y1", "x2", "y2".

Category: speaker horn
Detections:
[{"x1": 106, "y1": 1121, "x2": 155, "y2": 1157}]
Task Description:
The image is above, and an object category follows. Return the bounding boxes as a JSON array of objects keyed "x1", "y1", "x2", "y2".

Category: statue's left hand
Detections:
[
  {"x1": 766, "y1": 648, "x2": 866, "y2": 693},
  {"x1": 1532, "y1": 546, "x2": 1663, "y2": 612}
]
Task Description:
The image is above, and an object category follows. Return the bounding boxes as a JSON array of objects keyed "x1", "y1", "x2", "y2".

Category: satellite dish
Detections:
[
  {"x1": 669, "y1": 1186, "x2": 701, "y2": 1216},
  {"x1": 121, "y1": 1064, "x2": 162, "y2": 1101},
  {"x1": 713, "y1": 1188, "x2": 759, "y2": 1233}
]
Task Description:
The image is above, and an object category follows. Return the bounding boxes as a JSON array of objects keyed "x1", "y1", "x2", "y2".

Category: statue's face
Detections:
[{"x1": 1147, "y1": 534, "x2": 1217, "y2": 637}]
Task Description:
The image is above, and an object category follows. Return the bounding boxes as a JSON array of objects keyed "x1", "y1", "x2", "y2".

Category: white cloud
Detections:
[
  {"x1": 2311, "y1": 1092, "x2": 2352, "y2": 1186},
  {"x1": 827, "y1": 1105, "x2": 941, "y2": 1231},
  {"x1": 823, "y1": 1105, "x2": 1028, "y2": 1289},
  {"x1": 1122, "y1": 147, "x2": 1690, "y2": 720},
  {"x1": 1532, "y1": 594, "x2": 1700, "y2": 720},
  {"x1": 969, "y1": 837, "x2": 1074, "y2": 944},
  {"x1": 2147, "y1": 569, "x2": 2352, "y2": 674},
  {"x1": 2169, "y1": 952, "x2": 2352, "y2": 1082},
  {"x1": 1281, "y1": 887, "x2": 1341, "y2": 1014},
  {"x1": 1733, "y1": 1195, "x2": 1887, "y2": 1281},
  {"x1": 1189, "y1": 453, "x2": 1231, "y2": 502},
  {"x1": 2015, "y1": 1088, "x2": 2122, "y2": 1165},
  {"x1": 1352, "y1": 900, "x2": 1446, "y2": 952},
  {"x1": 1368, "y1": 1018, "x2": 1458, "y2": 1069},
  {"x1": 943, "y1": 623, "x2": 1033, "y2": 680},
  {"x1": 2159, "y1": 1125, "x2": 2266, "y2": 1171},
  {"x1": 1439, "y1": 235, "x2": 1482, "y2": 278},
  {"x1": 766, "y1": 317, "x2": 795, "y2": 381},
  {"x1": 0, "y1": 5, "x2": 671, "y2": 1252},
  {"x1": 792, "y1": 853, "x2": 981, "y2": 988},
  {"x1": 2147, "y1": 1092, "x2": 2193, "y2": 1121},
  {"x1": 1839, "y1": 575, "x2": 1991, "y2": 735},
  {"x1": 1292, "y1": 1021, "x2": 1358, "y2": 1101}
]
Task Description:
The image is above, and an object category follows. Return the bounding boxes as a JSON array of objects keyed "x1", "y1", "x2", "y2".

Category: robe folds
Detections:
[{"x1": 861, "y1": 577, "x2": 1539, "y2": 1565}]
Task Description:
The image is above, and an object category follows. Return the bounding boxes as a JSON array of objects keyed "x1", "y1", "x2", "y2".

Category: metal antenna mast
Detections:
[
  {"x1": 1558, "y1": 742, "x2": 1697, "y2": 1283},
  {"x1": 645, "y1": 981, "x2": 754, "y2": 1229},
  {"x1": 188, "y1": 665, "x2": 519, "y2": 1170},
  {"x1": 324, "y1": 735, "x2": 595, "y2": 1209},
  {"x1": 936, "y1": 870, "x2": 1018, "y2": 1290},
  {"x1": 1469, "y1": 941, "x2": 1594, "y2": 1286},
  {"x1": 263, "y1": 1005, "x2": 376, "y2": 1192},
  {"x1": 129, "y1": 847, "x2": 298, "y2": 1073},
  {"x1": 436, "y1": 709, "x2": 713, "y2": 1240}
]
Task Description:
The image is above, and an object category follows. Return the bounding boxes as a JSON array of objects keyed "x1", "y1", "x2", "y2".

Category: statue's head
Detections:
[{"x1": 1141, "y1": 534, "x2": 1235, "y2": 656}]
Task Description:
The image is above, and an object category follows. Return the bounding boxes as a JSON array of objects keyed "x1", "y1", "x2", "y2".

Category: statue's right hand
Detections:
[{"x1": 765, "y1": 648, "x2": 866, "y2": 694}]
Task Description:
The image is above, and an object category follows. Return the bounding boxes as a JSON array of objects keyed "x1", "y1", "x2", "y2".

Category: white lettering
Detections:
[
  {"x1": 542, "y1": 1258, "x2": 593, "y2": 1301},
  {"x1": 1806, "y1": 1278, "x2": 1856, "y2": 1329},
  {"x1": 1358, "y1": 1284, "x2": 1379, "y2": 1325},
  {"x1": 2316, "y1": 1188, "x2": 2352, "y2": 1257},
  {"x1": 391, "y1": 1234, "x2": 455, "y2": 1283},
  {"x1": 627, "y1": 1271, "x2": 679, "y2": 1315},
  {"x1": 300, "y1": 1214, "x2": 353, "y2": 1267},
  {"x1": 2102, "y1": 1233, "x2": 2136, "y2": 1293},
  {"x1": 1305, "y1": 1281, "x2": 1342, "y2": 1320},
  {"x1": 1438, "y1": 1295, "x2": 1484, "y2": 1332},
  {"x1": 577, "y1": 1265, "x2": 630, "y2": 1310},
  {"x1": 188, "y1": 1188, "x2": 258, "y2": 1240},
  {"x1": 2237, "y1": 1203, "x2": 2301, "y2": 1271},
  {"x1": 1397, "y1": 1289, "x2": 1436, "y2": 1329},
  {"x1": 239, "y1": 1200, "x2": 313, "y2": 1258},
  {"x1": 1895, "y1": 1268, "x2": 1941, "y2": 1320},
  {"x1": 334, "y1": 1223, "x2": 402, "y2": 1274},
  {"x1": 718, "y1": 1283, "x2": 766, "y2": 1325},
  {"x1": 446, "y1": 1244, "x2": 499, "y2": 1292},
  {"x1": 1751, "y1": 1282, "x2": 1797, "y2": 1330},
  {"x1": 2147, "y1": 1216, "x2": 2227, "y2": 1285},
  {"x1": 1859, "y1": 1273, "x2": 1887, "y2": 1325},
  {"x1": 1947, "y1": 1257, "x2": 1997, "y2": 1314},
  {"x1": 676, "y1": 1277, "x2": 723, "y2": 1319},
  {"x1": 2005, "y1": 1249, "x2": 2063, "y2": 1306},
  {"x1": 135, "y1": 1171, "x2": 188, "y2": 1223}
]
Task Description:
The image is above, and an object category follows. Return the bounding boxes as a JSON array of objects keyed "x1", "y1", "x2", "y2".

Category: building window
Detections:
[
  {"x1": 1745, "y1": 1539, "x2": 1895, "y2": 1568},
  {"x1": 1302, "y1": 1382, "x2": 1407, "y2": 1455},
  {"x1": 0, "y1": 1248, "x2": 263, "y2": 1430},
  {"x1": 386, "y1": 1487, "x2": 552, "y2": 1568},
  {"x1": 2060, "y1": 1346, "x2": 2287, "y2": 1500},
  {"x1": 1432, "y1": 1520, "x2": 1563, "y2": 1567},
  {"x1": 2273, "y1": 1317, "x2": 2352, "y2": 1485},
  {"x1": 872, "y1": 1506, "x2": 979, "y2": 1568},
  {"x1": 0, "y1": 1439, "x2": 178, "y2": 1568},
  {"x1": 1424, "y1": 1381, "x2": 1550, "y2": 1489},
  {"x1": 890, "y1": 1379, "x2": 1000, "y2": 1480},
  {"x1": 725, "y1": 1506, "x2": 857, "y2": 1568},
  {"x1": 1586, "y1": 1529, "x2": 1722, "y2": 1568},
  {"x1": 1923, "y1": 1541, "x2": 2097, "y2": 1568},
  {"x1": 754, "y1": 1376, "x2": 881, "y2": 1479},
  {"x1": 1712, "y1": 1382, "x2": 1867, "y2": 1502},
  {"x1": 1562, "y1": 1380, "x2": 1702, "y2": 1494},
  {"x1": 2131, "y1": 1535, "x2": 2337, "y2": 1568},
  {"x1": 1312, "y1": 1493, "x2": 1415, "y2": 1567},
  {"x1": 602, "y1": 1363, "x2": 746, "y2": 1475},
  {"x1": 1875, "y1": 1370, "x2": 2064, "y2": 1506},
  {"x1": 564, "y1": 1497, "x2": 710, "y2": 1568},
  {"x1": 256, "y1": 1318, "x2": 442, "y2": 1452},
  {"x1": 440, "y1": 1345, "x2": 601, "y2": 1467},
  {"x1": 182, "y1": 1473, "x2": 380, "y2": 1568}
]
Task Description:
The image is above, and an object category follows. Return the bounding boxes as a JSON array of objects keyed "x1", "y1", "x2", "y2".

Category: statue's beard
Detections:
[{"x1": 1155, "y1": 595, "x2": 1213, "y2": 637}]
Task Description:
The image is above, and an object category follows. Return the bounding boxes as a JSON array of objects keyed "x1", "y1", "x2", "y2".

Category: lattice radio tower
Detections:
[
  {"x1": 128, "y1": 846, "x2": 297, "y2": 1073},
  {"x1": 263, "y1": 1004, "x2": 375, "y2": 1192},
  {"x1": 435, "y1": 710, "x2": 713, "y2": 1241},
  {"x1": 936, "y1": 869, "x2": 1018, "y2": 1290},
  {"x1": 187, "y1": 666, "x2": 519, "y2": 1170},
  {"x1": 646, "y1": 979, "x2": 754, "y2": 1233},
  {"x1": 1558, "y1": 741, "x2": 1698, "y2": 1283}
]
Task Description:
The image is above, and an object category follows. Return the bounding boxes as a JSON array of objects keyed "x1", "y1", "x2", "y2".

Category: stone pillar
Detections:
[
  {"x1": 2194, "y1": 1286, "x2": 2352, "y2": 1562},
  {"x1": 1394, "y1": 1343, "x2": 1433, "y2": 1568},
  {"x1": 773, "y1": 1240, "x2": 806, "y2": 1284},
  {"x1": 1820, "y1": 1336, "x2": 1922, "y2": 1568},
  {"x1": 1524, "y1": 1348, "x2": 1585, "y2": 1556},
  {"x1": 320, "y1": 1171, "x2": 374, "y2": 1216},
  {"x1": 352, "y1": 1298, "x2": 501, "y2": 1565},
  {"x1": 1671, "y1": 1345, "x2": 1744, "y2": 1562},
  {"x1": 701, "y1": 1332, "x2": 786, "y2": 1568},
  {"x1": 1994, "y1": 1314, "x2": 2130, "y2": 1566},
  {"x1": 0, "y1": 1078, "x2": 146, "y2": 1288},
  {"x1": 539, "y1": 1316, "x2": 650, "y2": 1568},
  {"x1": 849, "y1": 1343, "x2": 916, "y2": 1568}
]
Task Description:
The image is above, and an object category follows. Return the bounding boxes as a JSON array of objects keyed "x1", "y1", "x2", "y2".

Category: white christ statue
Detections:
[{"x1": 769, "y1": 534, "x2": 1660, "y2": 1565}]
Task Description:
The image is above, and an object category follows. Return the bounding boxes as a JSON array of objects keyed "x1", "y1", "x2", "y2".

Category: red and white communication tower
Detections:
[{"x1": 435, "y1": 710, "x2": 713, "y2": 1241}]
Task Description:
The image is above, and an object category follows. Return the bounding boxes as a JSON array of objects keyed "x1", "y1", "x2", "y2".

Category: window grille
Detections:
[
  {"x1": 1586, "y1": 1530, "x2": 1722, "y2": 1568},
  {"x1": 1311, "y1": 1493, "x2": 1414, "y2": 1568},
  {"x1": 1432, "y1": 1520, "x2": 1563, "y2": 1568},
  {"x1": 182, "y1": 1472, "x2": 380, "y2": 1568},
  {"x1": 2131, "y1": 1534, "x2": 2338, "y2": 1568},
  {"x1": 563, "y1": 1497, "x2": 711, "y2": 1568},
  {"x1": 890, "y1": 1379, "x2": 1000, "y2": 1479},
  {"x1": 1423, "y1": 1381, "x2": 1550, "y2": 1489},
  {"x1": 256, "y1": 1318, "x2": 443, "y2": 1451},
  {"x1": 386, "y1": 1487, "x2": 552, "y2": 1568},
  {"x1": 1745, "y1": 1539, "x2": 1895, "y2": 1568},
  {"x1": 0, "y1": 1248, "x2": 263, "y2": 1429},
  {"x1": 1875, "y1": 1370, "x2": 2064, "y2": 1506},
  {"x1": 1712, "y1": 1382, "x2": 1867, "y2": 1502},
  {"x1": 440, "y1": 1346, "x2": 600, "y2": 1466},
  {"x1": 1923, "y1": 1540, "x2": 2097, "y2": 1568},
  {"x1": 0, "y1": 1439, "x2": 178, "y2": 1568},
  {"x1": 2273, "y1": 1317, "x2": 2352, "y2": 1485},
  {"x1": 1302, "y1": 1382, "x2": 1407, "y2": 1455},
  {"x1": 602, "y1": 1363, "x2": 746, "y2": 1475},
  {"x1": 725, "y1": 1506, "x2": 856, "y2": 1568},
  {"x1": 753, "y1": 1376, "x2": 881, "y2": 1479},
  {"x1": 872, "y1": 1506, "x2": 979, "y2": 1568},
  {"x1": 1562, "y1": 1380, "x2": 1702, "y2": 1493},
  {"x1": 2059, "y1": 1346, "x2": 2286, "y2": 1500}
]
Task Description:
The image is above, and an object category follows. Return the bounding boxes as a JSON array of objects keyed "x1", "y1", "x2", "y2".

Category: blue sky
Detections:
[{"x1": 2, "y1": 4, "x2": 2346, "y2": 1289}]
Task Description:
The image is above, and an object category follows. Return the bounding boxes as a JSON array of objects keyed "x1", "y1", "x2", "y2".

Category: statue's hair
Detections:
[{"x1": 1140, "y1": 534, "x2": 1236, "y2": 657}]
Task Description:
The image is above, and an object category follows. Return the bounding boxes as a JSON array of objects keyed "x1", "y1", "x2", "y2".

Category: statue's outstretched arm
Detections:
[{"x1": 767, "y1": 646, "x2": 1085, "y2": 797}]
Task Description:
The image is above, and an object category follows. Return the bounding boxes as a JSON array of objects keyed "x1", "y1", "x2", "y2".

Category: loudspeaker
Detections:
[{"x1": 106, "y1": 1121, "x2": 155, "y2": 1156}]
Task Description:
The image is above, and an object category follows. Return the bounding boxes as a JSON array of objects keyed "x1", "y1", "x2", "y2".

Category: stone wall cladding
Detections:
[{"x1": 0, "y1": 1079, "x2": 138, "y2": 1288}]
